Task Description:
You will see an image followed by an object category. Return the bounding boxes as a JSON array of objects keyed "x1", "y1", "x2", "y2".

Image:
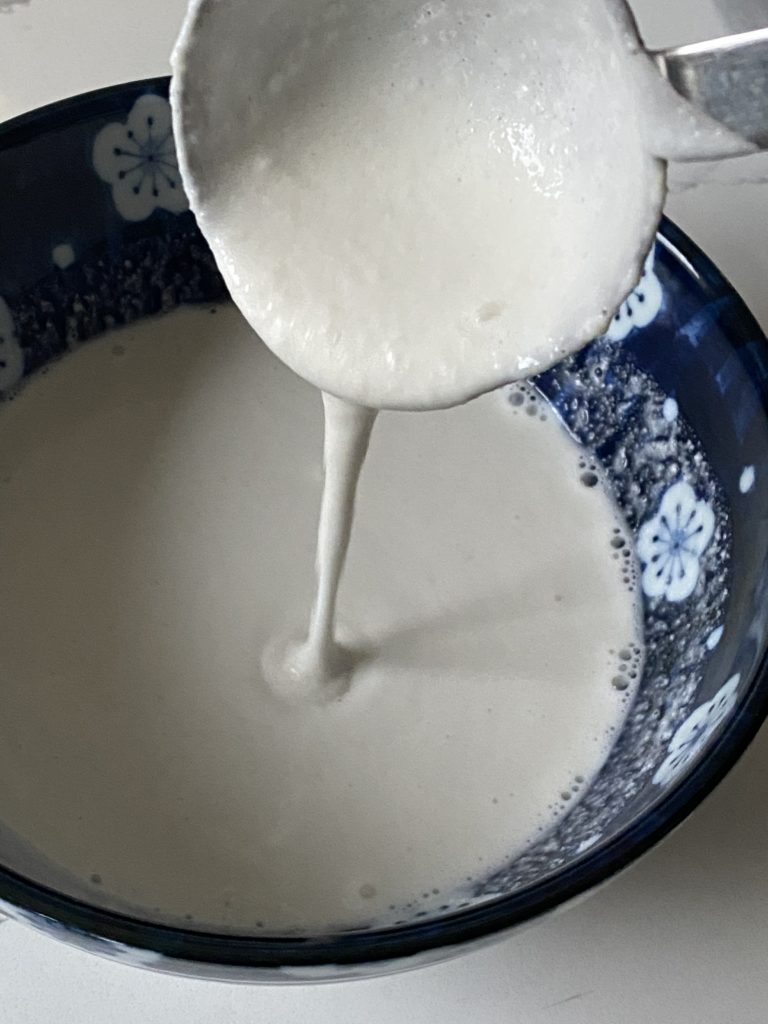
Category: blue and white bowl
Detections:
[{"x1": 1, "y1": 78, "x2": 767, "y2": 982}]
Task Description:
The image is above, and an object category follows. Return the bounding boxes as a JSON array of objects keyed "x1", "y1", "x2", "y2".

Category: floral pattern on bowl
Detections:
[
  {"x1": 93, "y1": 95, "x2": 187, "y2": 221},
  {"x1": 605, "y1": 248, "x2": 663, "y2": 342},
  {"x1": 636, "y1": 480, "x2": 715, "y2": 602},
  {"x1": 653, "y1": 674, "x2": 741, "y2": 785}
]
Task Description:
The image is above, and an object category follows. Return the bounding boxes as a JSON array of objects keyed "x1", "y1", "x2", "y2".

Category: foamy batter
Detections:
[
  {"x1": 172, "y1": 0, "x2": 666, "y2": 410},
  {"x1": 0, "y1": 306, "x2": 641, "y2": 931}
]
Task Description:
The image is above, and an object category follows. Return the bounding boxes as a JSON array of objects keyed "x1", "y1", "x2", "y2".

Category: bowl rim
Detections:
[{"x1": 1, "y1": 76, "x2": 768, "y2": 973}]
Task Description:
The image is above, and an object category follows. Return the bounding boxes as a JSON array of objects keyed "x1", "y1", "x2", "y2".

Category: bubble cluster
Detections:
[
  {"x1": 606, "y1": 639, "x2": 643, "y2": 706},
  {"x1": 605, "y1": 522, "x2": 639, "y2": 594},
  {"x1": 506, "y1": 382, "x2": 549, "y2": 421},
  {"x1": 467, "y1": 320, "x2": 731, "y2": 910},
  {"x1": 512, "y1": 385, "x2": 643, "y2": 601}
]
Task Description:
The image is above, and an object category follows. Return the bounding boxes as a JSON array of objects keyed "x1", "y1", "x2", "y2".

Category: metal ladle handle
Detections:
[{"x1": 653, "y1": 27, "x2": 768, "y2": 150}]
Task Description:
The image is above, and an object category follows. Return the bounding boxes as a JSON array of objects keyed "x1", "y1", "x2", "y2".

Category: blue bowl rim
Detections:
[{"x1": 1, "y1": 76, "x2": 768, "y2": 971}]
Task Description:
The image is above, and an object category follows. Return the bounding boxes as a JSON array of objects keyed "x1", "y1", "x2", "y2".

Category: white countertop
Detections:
[{"x1": 1, "y1": 1, "x2": 768, "y2": 1020}]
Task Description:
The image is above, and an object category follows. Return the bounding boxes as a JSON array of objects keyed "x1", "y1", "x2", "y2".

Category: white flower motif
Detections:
[
  {"x1": 653, "y1": 674, "x2": 741, "y2": 785},
  {"x1": 606, "y1": 248, "x2": 663, "y2": 342},
  {"x1": 636, "y1": 480, "x2": 715, "y2": 602},
  {"x1": 93, "y1": 95, "x2": 188, "y2": 222},
  {"x1": 0, "y1": 298, "x2": 24, "y2": 394}
]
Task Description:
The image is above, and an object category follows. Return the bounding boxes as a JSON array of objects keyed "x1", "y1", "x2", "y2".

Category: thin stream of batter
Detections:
[{"x1": 271, "y1": 395, "x2": 377, "y2": 697}]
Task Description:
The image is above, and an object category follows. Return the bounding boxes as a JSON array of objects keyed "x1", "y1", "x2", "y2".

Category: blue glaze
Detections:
[{"x1": 1, "y1": 78, "x2": 768, "y2": 982}]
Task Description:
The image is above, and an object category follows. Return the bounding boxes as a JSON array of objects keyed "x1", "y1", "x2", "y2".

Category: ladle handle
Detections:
[{"x1": 652, "y1": 27, "x2": 768, "y2": 150}]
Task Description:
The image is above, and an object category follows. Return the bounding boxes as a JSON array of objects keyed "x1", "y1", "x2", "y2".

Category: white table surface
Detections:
[{"x1": 1, "y1": 1, "x2": 768, "y2": 1020}]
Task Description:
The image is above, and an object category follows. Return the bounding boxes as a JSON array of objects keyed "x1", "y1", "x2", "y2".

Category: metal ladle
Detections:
[{"x1": 654, "y1": 27, "x2": 768, "y2": 149}]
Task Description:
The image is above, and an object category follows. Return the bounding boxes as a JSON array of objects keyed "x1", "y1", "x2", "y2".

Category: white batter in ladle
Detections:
[{"x1": 171, "y1": 0, "x2": 753, "y2": 697}]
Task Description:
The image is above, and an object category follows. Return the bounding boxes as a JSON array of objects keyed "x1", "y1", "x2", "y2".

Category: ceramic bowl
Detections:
[{"x1": 1, "y1": 78, "x2": 767, "y2": 983}]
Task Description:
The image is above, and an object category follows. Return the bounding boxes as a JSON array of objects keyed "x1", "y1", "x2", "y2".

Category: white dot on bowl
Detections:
[
  {"x1": 740, "y1": 465, "x2": 756, "y2": 494},
  {"x1": 52, "y1": 243, "x2": 75, "y2": 270},
  {"x1": 662, "y1": 397, "x2": 678, "y2": 423},
  {"x1": 705, "y1": 625, "x2": 723, "y2": 651}
]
